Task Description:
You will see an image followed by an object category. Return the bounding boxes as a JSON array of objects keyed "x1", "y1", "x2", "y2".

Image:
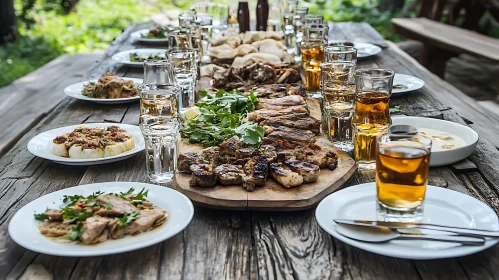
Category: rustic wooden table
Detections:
[{"x1": 1, "y1": 23, "x2": 499, "y2": 279}]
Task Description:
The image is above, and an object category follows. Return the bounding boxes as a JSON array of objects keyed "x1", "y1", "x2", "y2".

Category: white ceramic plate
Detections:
[
  {"x1": 111, "y1": 49, "x2": 166, "y2": 68},
  {"x1": 130, "y1": 29, "x2": 169, "y2": 43},
  {"x1": 354, "y1": 42, "x2": 382, "y2": 59},
  {"x1": 392, "y1": 74, "x2": 425, "y2": 95},
  {"x1": 27, "y1": 123, "x2": 145, "y2": 166},
  {"x1": 392, "y1": 116, "x2": 479, "y2": 166},
  {"x1": 64, "y1": 78, "x2": 142, "y2": 104},
  {"x1": 316, "y1": 182, "x2": 499, "y2": 260},
  {"x1": 8, "y1": 182, "x2": 194, "y2": 257}
]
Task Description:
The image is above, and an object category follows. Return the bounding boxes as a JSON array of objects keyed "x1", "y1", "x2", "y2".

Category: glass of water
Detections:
[
  {"x1": 321, "y1": 61, "x2": 356, "y2": 152},
  {"x1": 139, "y1": 60, "x2": 181, "y2": 184},
  {"x1": 166, "y1": 48, "x2": 197, "y2": 114},
  {"x1": 325, "y1": 46, "x2": 358, "y2": 65}
]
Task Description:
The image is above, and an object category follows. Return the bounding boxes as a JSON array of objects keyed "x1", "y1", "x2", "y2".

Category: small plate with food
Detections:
[
  {"x1": 392, "y1": 116, "x2": 479, "y2": 166},
  {"x1": 8, "y1": 182, "x2": 194, "y2": 257},
  {"x1": 27, "y1": 123, "x2": 145, "y2": 165},
  {"x1": 111, "y1": 48, "x2": 166, "y2": 67},
  {"x1": 130, "y1": 27, "x2": 169, "y2": 43},
  {"x1": 328, "y1": 41, "x2": 382, "y2": 59},
  {"x1": 64, "y1": 73, "x2": 142, "y2": 104},
  {"x1": 392, "y1": 74, "x2": 425, "y2": 95}
]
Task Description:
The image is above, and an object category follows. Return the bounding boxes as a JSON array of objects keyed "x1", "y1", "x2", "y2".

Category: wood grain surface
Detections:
[{"x1": 1, "y1": 23, "x2": 499, "y2": 280}]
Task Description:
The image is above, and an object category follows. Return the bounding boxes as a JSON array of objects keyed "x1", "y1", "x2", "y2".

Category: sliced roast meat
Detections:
[
  {"x1": 263, "y1": 126, "x2": 316, "y2": 146},
  {"x1": 38, "y1": 221, "x2": 71, "y2": 237},
  {"x1": 45, "y1": 209, "x2": 63, "y2": 221},
  {"x1": 81, "y1": 216, "x2": 111, "y2": 245},
  {"x1": 260, "y1": 114, "x2": 321, "y2": 134},
  {"x1": 235, "y1": 147, "x2": 260, "y2": 159},
  {"x1": 257, "y1": 95, "x2": 306, "y2": 108},
  {"x1": 247, "y1": 108, "x2": 309, "y2": 123},
  {"x1": 111, "y1": 208, "x2": 166, "y2": 239},
  {"x1": 95, "y1": 195, "x2": 137, "y2": 217}
]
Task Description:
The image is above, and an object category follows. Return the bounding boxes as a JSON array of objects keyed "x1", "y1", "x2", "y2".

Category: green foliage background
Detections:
[{"x1": 1, "y1": 0, "x2": 406, "y2": 87}]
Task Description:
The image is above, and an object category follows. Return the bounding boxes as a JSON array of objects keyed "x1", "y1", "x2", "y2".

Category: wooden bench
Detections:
[
  {"x1": 0, "y1": 53, "x2": 100, "y2": 157},
  {"x1": 392, "y1": 17, "x2": 499, "y2": 78}
]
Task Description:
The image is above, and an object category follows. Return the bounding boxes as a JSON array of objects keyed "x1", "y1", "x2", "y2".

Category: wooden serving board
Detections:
[{"x1": 173, "y1": 96, "x2": 357, "y2": 211}]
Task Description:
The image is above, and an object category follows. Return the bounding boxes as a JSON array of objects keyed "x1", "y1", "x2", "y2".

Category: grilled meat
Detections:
[
  {"x1": 247, "y1": 108, "x2": 309, "y2": 122},
  {"x1": 260, "y1": 145, "x2": 277, "y2": 163},
  {"x1": 215, "y1": 164, "x2": 244, "y2": 185},
  {"x1": 219, "y1": 137, "x2": 246, "y2": 157},
  {"x1": 242, "y1": 156, "x2": 269, "y2": 192},
  {"x1": 326, "y1": 151, "x2": 339, "y2": 170},
  {"x1": 295, "y1": 144, "x2": 328, "y2": 168},
  {"x1": 286, "y1": 159, "x2": 320, "y2": 183},
  {"x1": 199, "y1": 147, "x2": 220, "y2": 167},
  {"x1": 269, "y1": 162, "x2": 303, "y2": 188},
  {"x1": 235, "y1": 147, "x2": 260, "y2": 159},
  {"x1": 256, "y1": 95, "x2": 307, "y2": 109},
  {"x1": 177, "y1": 152, "x2": 202, "y2": 173},
  {"x1": 262, "y1": 139, "x2": 299, "y2": 161},
  {"x1": 263, "y1": 126, "x2": 316, "y2": 146},
  {"x1": 260, "y1": 114, "x2": 321, "y2": 134},
  {"x1": 189, "y1": 164, "x2": 217, "y2": 187}
]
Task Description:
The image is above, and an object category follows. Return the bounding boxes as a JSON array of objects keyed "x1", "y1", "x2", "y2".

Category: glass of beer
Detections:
[
  {"x1": 321, "y1": 61, "x2": 356, "y2": 152},
  {"x1": 376, "y1": 128, "x2": 432, "y2": 222},
  {"x1": 325, "y1": 46, "x2": 357, "y2": 65},
  {"x1": 353, "y1": 68, "x2": 394, "y2": 170},
  {"x1": 301, "y1": 24, "x2": 328, "y2": 98}
]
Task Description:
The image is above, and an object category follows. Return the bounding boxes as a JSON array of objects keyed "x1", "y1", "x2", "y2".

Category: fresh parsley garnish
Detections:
[
  {"x1": 104, "y1": 203, "x2": 113, "y2": 209},
  {"x1": 67, "y1": 222, "x2": 85, "y2": 241},
  {"x1": 389, "y1": 105, "x2": 402, "y2": 114},
  {"x1": 131, "y1": 188, "x2": 149, "y2": 206},
  {"x1": 61, "y1": 207, "x2": 92, "y2": 224},
  {"x1": 119, "y1": 188, "x2": 135, "y2": 198},
  {"x1": 180, "y1": 89, "x2": 262, "y2": 147},
  {"x1": 116, "y1": 212, "x2": 140, "y2": 227},
  {"x1": 62, "y1": 194, "x2": 84, "y2": 205},
  {"x1": 34, "y1": 213, "x2": 48, "y2": 221}
]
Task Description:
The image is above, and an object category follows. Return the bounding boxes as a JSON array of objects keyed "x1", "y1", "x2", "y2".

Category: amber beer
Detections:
[
  {"x1": 376, "y1": 145, "x2": 430, "y2": 209},
  {"x1": 353, "y1": 69, "x2": 394, "y2": 170},
  {"x1": 301, "y1": 43, "x2": 324, "y2": 92},
  {"x1": 375, "y1": 132, "x2": 432, "y2": 221},
  {"x1": 353, "y1": 91, "x2": 391, "y2": 166}
]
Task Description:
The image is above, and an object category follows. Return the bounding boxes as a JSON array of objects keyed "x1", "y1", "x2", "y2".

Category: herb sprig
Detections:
[
  {"x1": 180, "y1": 89, "x2": 264, "y2": 147},
  {"x1": 116, "y1": 212, "x2": 140, "y2": 227}
]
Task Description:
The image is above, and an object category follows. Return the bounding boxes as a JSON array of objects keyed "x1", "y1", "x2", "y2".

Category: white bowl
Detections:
[{"x1": 391, "y1": 116, "x2": 479, "y2": 166}]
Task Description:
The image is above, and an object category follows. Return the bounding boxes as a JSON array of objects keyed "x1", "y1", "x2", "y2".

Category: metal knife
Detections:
[{"x1": 334, "y1": 219, "x2": 499, "y2": 238}]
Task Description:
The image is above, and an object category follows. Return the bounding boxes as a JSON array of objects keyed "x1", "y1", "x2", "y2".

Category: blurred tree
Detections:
[
  {"x1": 379, "y1": 0, "x2": 406, "y2": 11},
  {"x1": 0, "y1": 0, "x2": 17, "y2": 44}
]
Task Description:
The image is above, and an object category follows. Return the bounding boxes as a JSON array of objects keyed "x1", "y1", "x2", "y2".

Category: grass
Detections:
[{"x1": 0, "y1": 0, "x2": 188, "y2": 87}]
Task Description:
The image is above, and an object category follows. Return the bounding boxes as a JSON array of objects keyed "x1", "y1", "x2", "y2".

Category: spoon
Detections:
[{"x1": 336, "y1": 224, "x2": 486, "y2": 246}]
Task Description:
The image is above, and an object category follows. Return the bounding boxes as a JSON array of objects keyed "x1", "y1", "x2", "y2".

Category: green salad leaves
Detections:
[{"x1": 180, "y1": 89, "x2": 264, "y2": 147}]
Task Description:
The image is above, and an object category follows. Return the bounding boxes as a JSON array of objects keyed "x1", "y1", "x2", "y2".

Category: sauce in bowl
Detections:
[{"x1": 418, "y1": 128, "x2": 467, "y2": 152}]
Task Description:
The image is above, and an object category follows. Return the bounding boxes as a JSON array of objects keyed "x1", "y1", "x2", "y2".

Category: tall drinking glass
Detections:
[
  {"x1": 376, "y1": 128, "x2": 432, "y2": 222},
  {"x1": 166, "y1": 48, "x2": 196, "y2": 115},
  {"x1": 321, "y1": 62, "x2": 356, "y2": 152},
  {"x1": 325, "y1": 46, "x2": 358, "y2": 65},
  {"x1": 304, "y1": 14, "x2": 324, "y2": 24},
  {"x1": 179, "y1": 12, "x2": 195, "y2": 27},
  {"x1": 196, "y1": 13, "x2": 213, "y2": 63},
  {"x1": 168, "y1": 30, "x2": 192, "y2": 49},
  {"x1": 267, "y1": 3, "x2": 281, "y2": 31},
  {"x1": 301, "y1": 24, "x2": 328, "y2": 97},
  {"x1": 353, "y1": 69, "x2": 394, "y2": 170},
  {"x1": 139, "y1": 61, "x2": 181, "y2": 184},
  {"x1": 293, "y1": 7, "x2": 308, "y2": 61}
]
